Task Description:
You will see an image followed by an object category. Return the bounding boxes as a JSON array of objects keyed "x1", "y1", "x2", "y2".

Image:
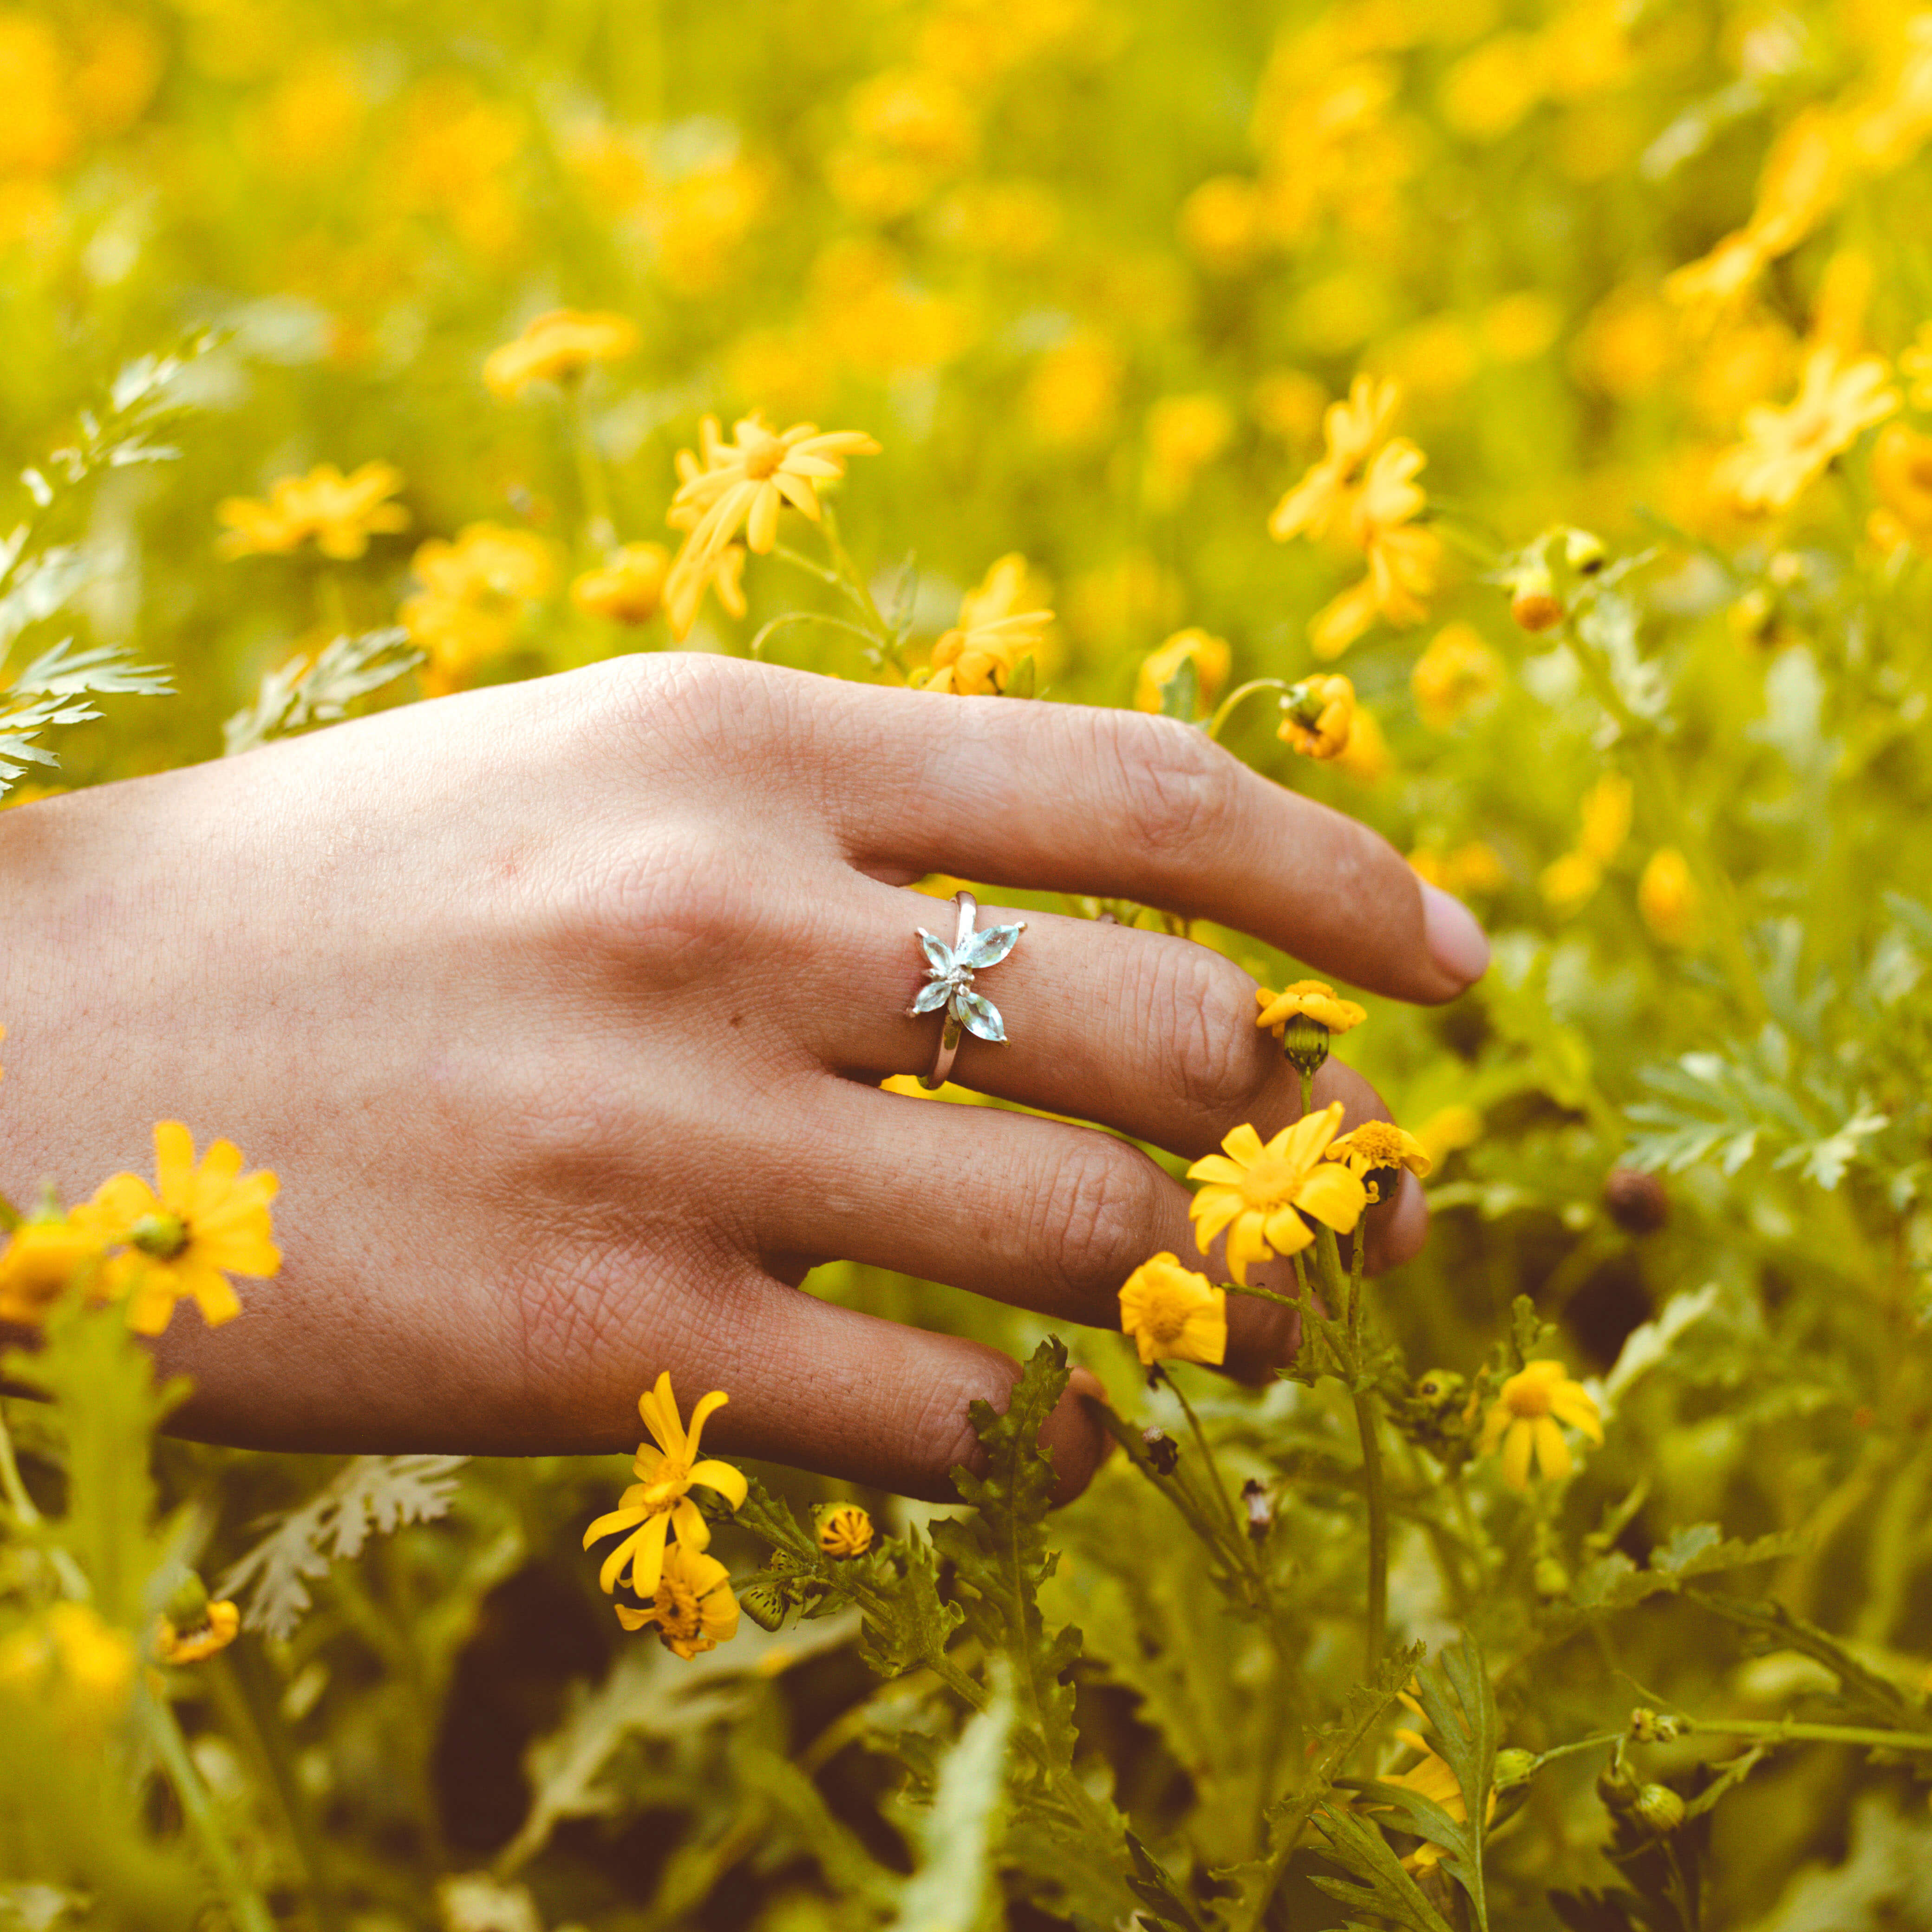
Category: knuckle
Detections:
[
  {"x1": 563, "y1": 826, "x2": 747, "y2": 982},
  {"x1": 1141, "y1": 941, "x2": 1266, "y2": 1119},
  {"x1": 1094, "y1": 710, "x2": 1237, "y2": 867},
  {"x1": 1037, "y1": 1137, "x2": 1160, "y2": 1296}
]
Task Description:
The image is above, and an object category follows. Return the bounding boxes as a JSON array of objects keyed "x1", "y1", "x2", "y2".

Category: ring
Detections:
[{"x1": 907, "y1": 890, "x2": 1026, "y2": 1090}]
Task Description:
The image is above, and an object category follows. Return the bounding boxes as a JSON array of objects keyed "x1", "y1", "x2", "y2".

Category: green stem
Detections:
[
  {"x1": 145, "y1": 1690, "x2": 276, "y2": 1932},
  {"x1": 1163, "y1": 1369, "x2": 1247, "y2": 1551},
  {"x1": 1677, "y1": 1716, "x2": 1932, "y2": 1752},
  {"x1": 0, "y1": 1401, "x2": 88, "y2": 1600},
  {"x1": 1206, "y1": 677, "x2": 1292, "y2": 742},
  {"x1": 567, "y1": 376, "x2": 616, "y2": 553},
  {"x1": 819, "y1": 504, "x2": 891, "y2": 640},
  {"x1": 1354, "y1": 1390, "x2": 1389, "y2": 1674}
]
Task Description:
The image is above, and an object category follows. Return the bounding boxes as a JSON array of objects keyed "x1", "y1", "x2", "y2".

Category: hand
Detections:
[{"x1": 0, "y1": 653, "x2": 1487, "y2": 1499}]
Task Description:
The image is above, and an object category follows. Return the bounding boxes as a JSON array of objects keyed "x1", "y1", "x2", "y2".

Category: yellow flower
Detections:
[
  {"x1": 570, "y1": 542, "x2": 670, "y2": 624},
  {"x1": 1145, "y1": 392, "x2": 1234, "y2": 504},
  {"x1": 1134, "y1": 628, "x2": 1230, "y2": 715},
  {"x1": 613, "y1": 1541, "x2": 740, "y2": 1659},
  {"x1": 1308, "y1": 442, "x2": 1443, "y2": 659},
  {"x1": 71, "y1": 1122, "x2": 280, "y2": 1336},
  {"x1": 0, "y1": 1603, "x2": 135, "y2": 1730},
  {"x1": 1409, "y1": 843, "x2": 1506, "y2": 897},
  {"x1": 1325, "y1": 1121, "x2": 1433, "y2": 1201},
  {"x1": 1868, "y1": 423, "x2": 1932, "y2": 550},
  {"x1": 0, "y1": 1213, "x2": 105, "y2": 1327},
  {"x1": 1186, "y1": 1102, "x2": 1369, "y2": 1284},
  {"x1": 216, "y1": 461, "x2": 409, "y2": 560},
  {"x1": 1579, "y1": 773, "x2": 1632, "y2": 865},
  {"x1": 1025, "y1": 332, "x2": 1123, "y2": 445},
  {"x1": 816, "y1": 1503, "x2": 875, "y2": 1558},
  {"x1": 1333, "y1": 705, "x2": 1391, "y2": 784},
  {"x1": 1375, "y1": 1695, "x2": 1500, "y2": 1872},
  {"x1": 1268, "y1": 374, "x2": 1401, "y2": 543},
  {"x1": 1714, "y1": 345, "x2": 1899, "y2": 515},
  {"x1": 583, "y1": 1373, "x2": 747, "y2": 1601},
  {"x1": 1638, "y1": 847, "x2": 1700, "y2": 946},
  {"x1": 156, "y1": 1600, "x2": 241, "y2": 1665},
  {"x1": 483, "y1": 308, "x2": 637, "y2": 399},
  {"x1": 1253, "y1": 980, "x2": 1366, "y2": 1037},
  {"x1": 1480, "y1": 1360, "x2": 1602, "y2": 1490},
  {"x1": 1279, "y1": 674, "x2": 1356, "y2": 760},
  {"x1": 1411, "y1": 622, "x2": 1505, "y2": 730},
  {"x1": 1118, "y1": 1253, "x2": 1227, "y2": 1367},
  {"x1": 1540, "y1": 850, "x2": 1602, "y2": 911},
  {"x1": 909, "y1": 553, "x2": 1053, "y2": 696},
  {"x1": 400, "y1": 523, "x2": 557, "y2": 684},
  {"x1": 663, "y1": 412, "x2": 880, "y2": 638}
]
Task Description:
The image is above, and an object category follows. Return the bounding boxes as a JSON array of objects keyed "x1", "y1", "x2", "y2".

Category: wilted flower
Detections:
[
  {"x1": 614, "y1": 1542, "x2": 740, "y2": 1659},
  {"x1": 1279, "y1": 674, "x2": 1355, "y2": 759},
  {"x1": 156, "y1": 1600, "x2": 241, "y2": 1665},
  {"x1": 1118, "y1": 1253, "x2": 1227, "y2": 1366},
  {"x1": 583, "y1": 1374, "x2": 747, "y2": 1600}
]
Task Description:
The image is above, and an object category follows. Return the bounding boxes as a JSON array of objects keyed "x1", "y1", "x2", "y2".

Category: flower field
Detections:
[{"x1": 5, "y1": 0, "x2": 1932, "y2": 1926}]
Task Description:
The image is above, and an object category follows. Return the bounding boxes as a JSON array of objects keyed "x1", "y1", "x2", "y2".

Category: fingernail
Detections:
[{"x1": 1421, "y1": 881, "x2": 1490, "y2": 986}]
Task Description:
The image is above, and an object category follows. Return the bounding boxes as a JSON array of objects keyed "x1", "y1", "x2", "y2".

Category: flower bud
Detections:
[
  {"x1": 1278, "y1": 674, "x2": 1356, "y2": 761},
  {"x1": 1241, "y1": 1477, "x2": 1273, "y2": 1542},
  {"x1": 130, "y1": 1211, "x2": 189, "y2": 1260},
  {"x1": 1564, "y1": 527, "x2": 1606, "y2": 575},
  {"x1": 1604, "y1": 1166, "x2": 1669, "y2": 1234},
  {"x1": 1414, "y1": 1369, "x2": 1465, "y2": 1407},
  {"x1": 1278, "y1": 1012, "x2": 1331, "y2": 1080},
  {"x1": 815, "y1": 1503, "x2": 874, "y2": 1559},
  {"x1": 1635, "y1": 1783, "x2": 1686, "y2": 1834},
  {"x1": 1533, "y1": 1555, "x2": 1572, "y2": 1599},
  {"x1": 1493, "y1": 1748, "x2": 1539, "y2": 1790},
  {"x1": 1141, "y1": 1426, "x2": 1180, "y2": 1475},
  {"x1": 1510, "y1": 566, "x2": 1563, "y2": 632},
  {"x1": 1629, "y1": 1707, "x2": 1685, "y2": 1743}
]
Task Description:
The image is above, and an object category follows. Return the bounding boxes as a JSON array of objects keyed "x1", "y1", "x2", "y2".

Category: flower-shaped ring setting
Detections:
[{"x1": 907, "y1": 890, "x2": 1025, "y2": 1090}]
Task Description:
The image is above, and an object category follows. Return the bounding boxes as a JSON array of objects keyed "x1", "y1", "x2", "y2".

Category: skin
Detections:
[{"x1": 0, "y1": 654, "x2": 1487, "y2": 1502}]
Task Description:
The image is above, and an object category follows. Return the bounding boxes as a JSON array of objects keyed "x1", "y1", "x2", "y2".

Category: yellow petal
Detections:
[
  {"x1": 1185, "y1": 1155, "x2": 1249, "y2": 1187},
  {"x1": 689, "y1": 1458, "x2": 747, "y2": 1510},
  {"x1": 1189, "y1": 1188, "x2": 1243, "y2": 1250},
  {"x1": 627, "y1": 1512, "x2": 672, "y2": 1597},
  {"x1": 746, "y1": 480, "x2": 782, "y2": 553},
  {"x1": 1220, "y1": 1122, "x2": 1266, "y2": 1163},
  {"x1": 1260, "y1": 1206, "x2": 1316, "y2": 1256},
  {"x1": 154, "y1": 1122, "x2": 196, "y2": 1208},
  {"x1": 684, "y1": 1389, "x2": 728, "y2": 1460},
  {"x1": 1501, "y1": 1418, "x2": 1534, "y2": 1491},
  {"x1": 182, "y1": 1263, "x2": 242, "y2": 1327},
  {"x1": 670, "y1": 1496, "x2": 711, "y2": 1551},
  {"x1": 1279, "y1": 1101, "x2": 1347, "y2": 1171},
  {"x1": 1292, "y1": 1162, "x2": 1369, "y2": 1233},
  {"x1": 639, "y1": 1373, "x2": 683, "y2": 1458},
  {"x1": 1533, "y1": 1415, "x2": 1573, "y2": 1482},
  {"x1": 583, "y1": 1504, "x2": 647, "y2": 1549},
  {"x1": 597, "y1": 1523, "x2": 648, "y2": 1594},
  {"x1": 1550, "y1": 1386, "x2": 1603, "y2": 1442}
]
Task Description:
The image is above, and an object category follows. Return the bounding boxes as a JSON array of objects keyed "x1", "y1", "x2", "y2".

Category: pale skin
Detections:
[{"x1": 0, "y1": 654, "x2": 1489, "y2": 1501}]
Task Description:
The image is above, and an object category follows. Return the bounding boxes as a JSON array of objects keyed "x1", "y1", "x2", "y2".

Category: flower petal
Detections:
[
  {"x1": 684, "y1": 1389, "x2": 728, "y2": 1459},
  {"x1": 670, "y1": 1496, "x2": 711, "y2": 1551},
  {"x1": 639, "y1": 1372, "x2": 684, "y2": 1458},
  {"x1": 1550, "y1": 1386, "x2": 1604, "y2": 1442},
  {"x1": 1292, "y1": 1162, "x2": 1369, "y2": 1233},
  {"x1": 1532, "y1": 1415, "x2": 1573, "y2": 1482},
  {"x1": 689, "y1": 1458, "x2": 747, "y2": 1510},
  {"x1": 1500, "y1": 1418, "x2": 1534, "y2": 1491},
  {"x1": 597, "y1": 1524, "x2": 646, "y2": 1595},
  {"x1": 627, "y1": 1512, "x2": 672, "y2": 1598},
  {"x1": 154, "y1": 1122, "x2": 197, "y2": 1209}
]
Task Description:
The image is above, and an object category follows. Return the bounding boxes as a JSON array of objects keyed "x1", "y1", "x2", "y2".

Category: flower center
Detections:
[
  {"x1": 129, "y1": 1212, "x2": 189, "y2": 1261},
  {"x1": 739, "y1": 426, "x2": 786, "y2": 479},
  {"x1": 1238, "y1": 1154, "x2": 1302, "y2": 1210},
  {"x1": 653, "y1": 1579, "x2": 705, "y2": 1642},
  {"x1": 1507, "y1": 1381, "x2": 1554, "y2": 1419},
  {"x1": 639, "y1": 1465, "x2": 690, "y2": 1512}
]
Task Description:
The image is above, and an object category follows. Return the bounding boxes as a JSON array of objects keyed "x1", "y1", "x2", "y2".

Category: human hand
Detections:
[{"x1": 0, "y1": 653, "x2": 1487, "y2": 1499}]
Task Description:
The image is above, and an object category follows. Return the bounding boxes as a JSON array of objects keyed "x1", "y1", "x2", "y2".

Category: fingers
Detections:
[
  {"x1": 757, "y1": 1075, "x2": 1414, "y2": 1373},
  {"x1": 818, "y1": 682, "x2": 1487, "y2": 1003},
  {"x1": 815, "y1": 891, "x2": 1428, "y2": 1275},
  {"x1": 659, "y1": 1274, "x2": 1113, "y2": 1504}
]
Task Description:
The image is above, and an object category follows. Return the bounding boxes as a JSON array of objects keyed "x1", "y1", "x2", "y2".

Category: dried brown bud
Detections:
[
  {"x1": 1604, "y1": 1166, "x2": 1669, "y2": 1234},
  {"x1": 1142, "y1": 1426, "x2": 1180, "y2": 1475},
  {"x1": 1242, "y1": 1477, "x2": 1273, "y2": 1541}
]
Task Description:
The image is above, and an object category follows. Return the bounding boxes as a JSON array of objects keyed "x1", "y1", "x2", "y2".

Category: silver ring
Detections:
[{"x1": 907, "y1": 889, "x2": 1026, "y2": 1090}]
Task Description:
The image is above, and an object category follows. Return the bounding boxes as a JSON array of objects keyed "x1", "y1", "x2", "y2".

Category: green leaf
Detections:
[
  {"x1": 1402, "y1": 1633, "x2": 1498, "y2": 1929},
  {"x1": 888, "y1": 1666, "x2": 1014, "y2": 1932},
  {"x1": 1156, "y1": 653, "x2": 1198, "y2": 720},
  {"x1": 1309, "y1": 1803, "x2": 1459, "y2": 1932},
  {"x1": 1005, "y1": 653, "x2": 1037, "y2": 699},
  {"x1": 1570, "y1": 1530, "x2": 1805, "y2": 1613}
]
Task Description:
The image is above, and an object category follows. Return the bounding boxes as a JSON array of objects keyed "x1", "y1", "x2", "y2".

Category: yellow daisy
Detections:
[
  {"x1": 1480, "y1": 1360, "x2": 1603, "y2": 1490},
  {"x1": 1325, "y1": 1121, "x2": 1433, "y2": 1201},
  {"x1": 72, "y1": 1122, "x2": 280, "y2": 1335},
  {"x1": 1254, "y1": 980, "x2": 1367, "y2": 1037},
  {"x1": 583, "y1": 1373, "x2": 747, "y2": 1601},
  {"x1": 1118, "y1": 1253, "x2": 1228, "y2": 1366},
  {"x1": 614, "y1": 1541, "x2": 741, "y2": 1659},
  {"x1": 1279, "y1": 674, "x2": 1356, "y2": 760},
  {"x1": 816, "y1": 1503, "x2": 875, "y2": 1558},
  {"x1": 0, "y1": 1214, "x2": 105, "y2": 1327},
  {"x1": 483, "y1": 308, "x2": 637, "y2": 399},
  {"x1": 216, "y1": 461, "x2": 409, "y2": 561},
  {"x1": 1715, "y1": 344, "x2": 1899, "y2": 515},
  {"x1": 570, "y1": 542, "x2": 670, "y2": 624},
  {"x1": 1186, "y1": 1102, "x2": 1369, "y2": 1284}
]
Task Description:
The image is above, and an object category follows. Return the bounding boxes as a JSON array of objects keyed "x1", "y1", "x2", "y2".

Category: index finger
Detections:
[{"x1": 828, "y1": 684, "x2": 1489, "y2": 1004}]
